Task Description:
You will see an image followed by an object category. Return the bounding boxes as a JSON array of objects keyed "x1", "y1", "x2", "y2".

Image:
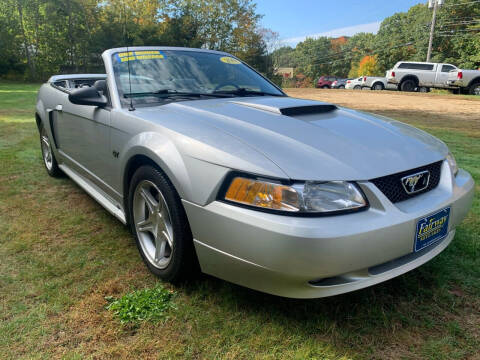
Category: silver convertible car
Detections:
[{"x1": 35, "y1": 47, "x2": 474, "y2": 298}]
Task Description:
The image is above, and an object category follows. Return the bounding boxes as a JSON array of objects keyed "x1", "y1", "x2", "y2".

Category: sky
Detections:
[{"x1": 255, "y1": 0, "x2": 426, "y2": 46}]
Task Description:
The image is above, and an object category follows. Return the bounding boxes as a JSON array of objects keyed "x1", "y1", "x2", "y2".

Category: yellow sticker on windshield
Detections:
[
  {"x1": 220, "y1": 56, "x2": 241, "y2": 64},
  {"x1": 116, "y1": 50, "x2": 165, "y2": 62}
]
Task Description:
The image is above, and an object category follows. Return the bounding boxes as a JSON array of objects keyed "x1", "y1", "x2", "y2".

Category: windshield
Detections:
[{"x1": 112, "y1": 49, "x2": 284, "y2": 107}]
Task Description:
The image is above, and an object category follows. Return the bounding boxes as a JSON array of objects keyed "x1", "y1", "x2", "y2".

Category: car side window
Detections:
[
  {"x1": 441, "y1": 65, "x2": 455, "y2": 73},
  {"x1": 398, "y1": 63, "x2": 434, "y2": 71}
]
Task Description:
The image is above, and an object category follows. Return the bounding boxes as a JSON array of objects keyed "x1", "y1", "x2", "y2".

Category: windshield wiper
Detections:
[
  {"x1": 213, "y1": 88, "x2": 284, "y2": 97},
  {"x1": 124, "y1": 89, "x2": 233, "y2": 98}
]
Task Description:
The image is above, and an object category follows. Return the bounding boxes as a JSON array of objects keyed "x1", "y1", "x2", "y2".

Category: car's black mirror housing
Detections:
[{"x1": 68, "y1": 86, "x2": 107, "y2": 107}]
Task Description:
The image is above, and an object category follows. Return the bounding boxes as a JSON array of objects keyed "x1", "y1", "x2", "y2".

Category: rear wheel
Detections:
[
  {"x1": 468, "y1": 82, "x2": 480, "y2": 95},
  {"x1": 400, "y1": 79, "x2": 416, "y2": 92},
  {"x1": 40, "y1": 126, "x2": 62, "y2": 177},
  {"x1": 129, "y1": 165, "x2": 197, "y2": 282}
]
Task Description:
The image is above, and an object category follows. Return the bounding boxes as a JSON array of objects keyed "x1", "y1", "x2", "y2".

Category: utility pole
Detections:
[{"x1": 426, "y1": 0, "x2": 444, "y2": 62}]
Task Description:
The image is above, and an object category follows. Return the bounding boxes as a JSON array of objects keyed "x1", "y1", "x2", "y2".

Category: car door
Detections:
[
  {"x1": 421, "y1": 64, "x2": 436, "y2": 87},
  {"x1": 436, "y1": 64, "x2": 456, "y2": 88},
  {"x1": 53, "y1": 86, "x2": 113, "y2": 193}
]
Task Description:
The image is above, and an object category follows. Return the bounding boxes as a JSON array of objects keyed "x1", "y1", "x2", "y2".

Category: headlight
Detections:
[
  {"x1": 222, "y1": 176, "x2": 367, "y2": 214},
  {"x1": 446, "y1": 152, "x2": 458, "y2": 176}
]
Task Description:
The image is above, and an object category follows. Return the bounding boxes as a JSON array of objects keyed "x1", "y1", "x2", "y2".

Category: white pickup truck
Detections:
[
  {"x1": 447, "y1": 69, "x2": 480, "y2": 95},
  {"x1": 361, "y1": 76, "x2": 387, "y2": 90},
  {"x1": 386, "y1": 61, "x2": 457, "y2": 92}
]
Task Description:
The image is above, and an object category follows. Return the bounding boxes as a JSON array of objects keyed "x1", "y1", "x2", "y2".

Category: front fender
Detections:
[
  {"x1": 119, "y1": 131, "x2": 189, "y2": 197},
  {"x1": 118, "y1": 132, "x2": 231, "y2": 206}
]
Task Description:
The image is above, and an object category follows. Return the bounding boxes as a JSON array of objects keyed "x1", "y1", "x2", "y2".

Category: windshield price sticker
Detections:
[
  {"x1": 116, "y1": 50, "x2": 165, "y2": 62},
  {"x1": 220, "y1": 56, "x2": 241, "y2": 64}
]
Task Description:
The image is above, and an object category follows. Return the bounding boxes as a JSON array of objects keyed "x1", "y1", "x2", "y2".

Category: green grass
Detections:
[{"x1": 0, "y1": 83, "x2": 478, "y2": 359}]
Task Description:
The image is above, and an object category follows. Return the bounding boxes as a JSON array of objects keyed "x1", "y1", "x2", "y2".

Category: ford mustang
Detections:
[{"x1": 35, "y1": 47, "x2": 474, "y2": 298}]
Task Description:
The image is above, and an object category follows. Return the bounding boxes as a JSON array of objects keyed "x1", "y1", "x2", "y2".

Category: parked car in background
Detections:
[
  {"x1": 447, "y1": 69, "x2": 480, "y2": 95},
  {"x1": 316, "y1": 76, "x2": 338, "y2": 88},
  {"x1": 331, "y1": 78, "x2": 350, "y2": 89},
  {"x1": 386, "y1": 61, "x2": 457, "y2": 92},
  {"x1": 345, "y1": 77, "x2": 363, "y2": 90},
  {"x1": 361, "y1": 76, "x2": 388, "y2": 90}
]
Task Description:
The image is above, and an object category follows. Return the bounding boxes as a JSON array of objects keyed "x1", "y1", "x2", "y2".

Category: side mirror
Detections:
[{"x1": 68, "y1": 86, "x2": 107, "y2": 107}]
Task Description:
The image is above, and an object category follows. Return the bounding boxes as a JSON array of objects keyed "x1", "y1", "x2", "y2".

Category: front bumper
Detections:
[{"x1": 183, "y1": 162, "x2": 474, "y2": 298}]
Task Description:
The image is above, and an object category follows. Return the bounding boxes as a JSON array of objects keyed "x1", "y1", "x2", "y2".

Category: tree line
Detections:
[
  {"x1": 1, "y1": 0, "x2": 479, "y2": 85},
  {"x1": 0, "y1": 0, "x2": 276, "y2": 81},
  {"x1": 272, "y1": 0, "x2": 480, "y2": 86}
]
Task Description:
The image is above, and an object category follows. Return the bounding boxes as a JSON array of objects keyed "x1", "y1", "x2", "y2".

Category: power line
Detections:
[
  {"x1": 441, "y1": 0, "x2": 480, "y2": 7},
  {"x1": 437, "y1": 29, "x2": 480, "y2": 35},
  {"x1": 437, "y1": 28, "x2": 480, "y2": 33},
  {"x1": 436, "y1": 32, "x2": 480, "y2": 36},
  {"x1": 439, "y1": 19, "x2": 480, "y2": 26}
]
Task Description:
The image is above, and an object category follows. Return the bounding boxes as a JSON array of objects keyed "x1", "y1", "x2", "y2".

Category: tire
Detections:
[
  {"x1": 354, "y1": 85, "x2": 361, "y2": 90},
  {"x1": 128, "y1": 165, "x2": 197, "y2": 282},
  {"x1": 40, "y1": 126, "x2": 62, "y2": 177},
  {"x1": 468, "y1": 82, "x2": 480, "y2": 95},
  {"x1": 322, "y1": 85, "x2": 330, "y2": 89},
  {"x1": 418, "y1": 86, "x2": 429, "y2": 93},
  {"x1": 338, "y1": 85, "x2": 345, "y2": 89},
  {"x1": 372, "y1": 83, "x2": 384, "y2": 91},
  {"x1": 400, "y1": 79, "x2": 416, "y2": 92}
]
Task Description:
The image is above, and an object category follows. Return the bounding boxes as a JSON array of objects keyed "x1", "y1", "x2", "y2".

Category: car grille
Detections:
[{"x1": 370, "y1": 161, "x2": 443, "y2": 203}]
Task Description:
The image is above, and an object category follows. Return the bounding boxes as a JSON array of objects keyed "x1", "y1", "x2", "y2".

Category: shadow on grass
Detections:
[{"x1": 176, "y1": 256, "x2": 453, "y2": 352}]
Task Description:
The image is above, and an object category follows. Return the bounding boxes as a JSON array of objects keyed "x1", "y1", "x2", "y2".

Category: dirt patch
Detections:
[
  {"x1": 48, "y1": 268, "x2": 163, "y2": 359},
  {"x1": 285, "y1": 89, "x2": 480, "y2": 134}
]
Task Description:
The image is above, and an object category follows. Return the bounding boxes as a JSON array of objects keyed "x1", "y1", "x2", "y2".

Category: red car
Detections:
[{"x1": 316, "y1": 76, "x2": 339, "y2": 88}]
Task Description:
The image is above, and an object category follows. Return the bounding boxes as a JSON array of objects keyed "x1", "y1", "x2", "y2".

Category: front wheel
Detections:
[
  {"x1": 353, "y1": 85, "x2": 361, "y2": 90},
  {"x1": 129, "y1": 165, "x2": 197, "y2": 282},
  {"x1": 372, "y1": 83, "x2": 384, "y2": 91},
  {"x1": 40, "y1": 126, "x2": 62, "y2": 177}
]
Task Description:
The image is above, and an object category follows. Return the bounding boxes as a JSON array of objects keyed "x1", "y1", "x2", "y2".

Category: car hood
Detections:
[{"x1": 138, "y1": 96, "x2": 448, "y2": 181}]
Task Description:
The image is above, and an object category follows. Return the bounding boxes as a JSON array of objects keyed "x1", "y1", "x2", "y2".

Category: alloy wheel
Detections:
[
  {"x1": 41, "y1": 128, "x2": 53, "y2": 171},
  {"x1": 133, "y1": 180, "x2": 174, "y2": 269}
]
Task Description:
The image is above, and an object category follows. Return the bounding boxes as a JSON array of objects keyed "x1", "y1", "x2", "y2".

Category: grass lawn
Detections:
[{"x1": 0, "y1": 83, "x2": 479, "y2": 359}]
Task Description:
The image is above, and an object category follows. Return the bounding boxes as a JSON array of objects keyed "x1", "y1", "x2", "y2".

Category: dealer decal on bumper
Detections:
[{"x1": 414, "y1": 207, "x2": 450, "y2": 252}]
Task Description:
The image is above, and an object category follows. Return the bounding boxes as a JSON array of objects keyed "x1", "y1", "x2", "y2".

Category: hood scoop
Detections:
[
  {"x1": 279, "y1": 104, "x2": 337, "y2": 116},
  {"x1": 231, "y1": 100, "x2": 337, "y2": 117}
]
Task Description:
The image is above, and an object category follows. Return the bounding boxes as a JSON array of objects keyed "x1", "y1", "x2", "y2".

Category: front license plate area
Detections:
[{"x1": 415, "y1": 207, "x2": 450, "y2": 252}]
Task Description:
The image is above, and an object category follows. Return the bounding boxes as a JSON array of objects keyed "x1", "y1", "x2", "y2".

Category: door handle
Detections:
[{"x1": 55, "y1": 104, "x2": 63, "y2": 112}]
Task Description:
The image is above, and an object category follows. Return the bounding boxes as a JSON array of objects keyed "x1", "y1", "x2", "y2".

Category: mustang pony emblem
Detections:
[{"x1": 401, "y1": 170, "x2": 430, "y2": 194}]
